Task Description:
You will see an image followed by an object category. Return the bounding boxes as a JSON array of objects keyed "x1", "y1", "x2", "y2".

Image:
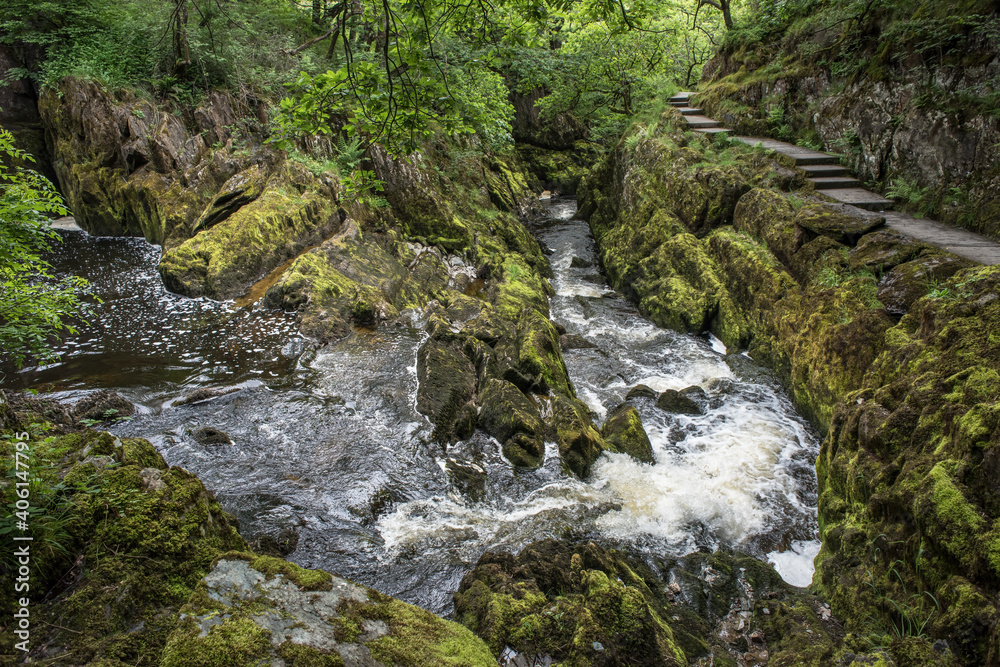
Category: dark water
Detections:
[{"x1": 3, "y1": 202, "x2": 820, "y2": 614}]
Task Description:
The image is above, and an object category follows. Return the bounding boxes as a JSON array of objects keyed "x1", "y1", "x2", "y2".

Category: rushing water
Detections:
[{"x1": 5, "y1": 201, "x2": 821, "y2": 614}]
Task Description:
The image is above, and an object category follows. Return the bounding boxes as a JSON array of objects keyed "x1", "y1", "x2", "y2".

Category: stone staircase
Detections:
[
  {"x1": 668, "y1": 92, "x2": 892, "y2": 212},
  {"x1": 663, "y1": 92, "x2": 1000, "y2": 264}
]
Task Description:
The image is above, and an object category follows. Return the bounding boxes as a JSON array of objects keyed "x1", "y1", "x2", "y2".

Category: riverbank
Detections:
[{"x1": 578, "y1": 107, "x2": 1000, "y2": 666}]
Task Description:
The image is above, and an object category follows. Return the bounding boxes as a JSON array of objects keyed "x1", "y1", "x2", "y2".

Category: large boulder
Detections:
[
  {"x1": 478, "y1": 378, "x2": 546, "y2": 469},
  {"x1": 162, "y1": 554, "x2": 496, "y2": 667},
  {"x1": 601, "y1": 404, "x2": 654, "y2": 463}
]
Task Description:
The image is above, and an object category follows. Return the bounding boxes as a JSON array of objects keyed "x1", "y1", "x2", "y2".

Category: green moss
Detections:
[
  {"x1": 160, "y1": 163, "x2": 338, "y2": 299},
  {"x1": 344, "y1": 590, "x2": 496, "y2": 666},
  {"x1": 277, "y1": 641, "x2": 346, "y2": 667},
  {"x1": 160, "y1": 616, "x2": 271, "y2": 667}
]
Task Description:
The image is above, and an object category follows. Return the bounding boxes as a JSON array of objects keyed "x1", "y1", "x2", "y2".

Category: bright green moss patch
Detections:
[{"x1": 161, "y1": 616, "x2": 272, "y2": 667}]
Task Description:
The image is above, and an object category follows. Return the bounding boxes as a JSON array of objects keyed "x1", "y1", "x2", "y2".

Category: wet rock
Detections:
[
  {"x1": 417, "y1": 337, "x2": 478, "y2": 443},
  {"x1": 479, "y1": 378, "x2": 546, "y2": 469},
  {"x1": 724, "y1": 353, "x2": 778, "y2": 384},
  {"x1": 656, "y1": 389, "x2": 702, "y2": 415},
  {"x1": 189, "y1": 426, "x2": 233, "y2": 445},
  {"x1": 601, "y1": 404, "x2": 654, "y2": 463},
  {"x1": 446, "y1": 458, "x2": 488, "y2": 503},
  {"x1": 560, "y1": 333, "x2": 597, "y2": 350},
  {"x1": 174, "y1": 386, "x2": 233, "y2": 406},
  {"x1": 72, "y1": 390, "x2": 136, "y2": 424},
  {"x1": 570, "y1": 256, "x2": 593, "y2": 268},
  {"x1": 680, "y1": 385, "x2": 709, "y2": 404},
  {"x1": 552, "y1": 396, "x2": 607, "y2": 477},
  {"x1": 794, "y1": 202, "x2": 884, "y2": 246},
  {"x1": 1, "y1": 390, "x2": 74, "y2": 429},
  {"x1": 625, "y1": 384, "x2": 658, "y2": 400},
  {"x1": 250, "y1": 527, "x2": 300, "y2": 557},
  {"x1": 876, "y1": 253, "x2": 974, "y2": 314},
  {"x1": 163, "y1": 555, "x2": 495, "y2": 667}
]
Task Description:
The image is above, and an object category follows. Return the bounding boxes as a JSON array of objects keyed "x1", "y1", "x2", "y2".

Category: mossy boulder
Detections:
[
  {"x1": 876, "y1": 253, "x2": 974, "y2": 315},
  {"x1": 161, "y1": 554, "x2": 495, "y2": 667},
  {"x1": 417, "y1": 336, "x2": 478, "y2": 443},
  {"x1": 455, "y1": 539, "x2": 865, "y2": 667},
  {"x1": 192, "y1": 163, "x2": 269, "y2": 233},
  {"x1": 160, "y1": 162, "x2": 340, "y2": 299},
  {"x1": 795, "y1": 202, "x2": 884, "y2": 245},
  {"x1": 552, "y1": 396, "x2": 608, "y2": 477},
  {"x1": 848, "y1": 229, "x2": 929, "y2": 273},
  {"x1": 601, "y1": 404, "x2": 654, "y2": 463},
  {"x1": 0, "y1": 419, "x2": 245, "y2": 664},
  {"x1": 454, "y1": 540, "x2": 688, "y2": 666},
  {"x1": 478, "y1": 378, "x2": 546, "y2": 469}
]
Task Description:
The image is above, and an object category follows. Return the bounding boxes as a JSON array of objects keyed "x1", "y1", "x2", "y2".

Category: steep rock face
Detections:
[
  {"x1": 0, "y1": 396, "x2": 496, "y2": 666},
  {"x1": 38, "y1": 78, "x2": 246, "y2": 243},
  {"x1": 697, "y1": 6, "x2": 1000, "y2": 238},
  {"x1": 578, "y1": 112, "x2": 1000, "y2": 665}
]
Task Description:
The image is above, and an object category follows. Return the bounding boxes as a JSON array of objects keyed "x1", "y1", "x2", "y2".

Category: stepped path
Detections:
[{"x1": 670, "y1": 92, "x2": 1000, "y2": 265}]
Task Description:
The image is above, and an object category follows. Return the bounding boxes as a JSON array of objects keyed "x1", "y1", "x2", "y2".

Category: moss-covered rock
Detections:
[
  {"x1": 579, "y1": 106, "x2": 1000, "y2": 665},
  {"x1": 655, "y1": 389, "x2": 703, "y2": 415},
  {"x1": 454, "y1": 540, "x2": 688, "y2": 666},
  {"x1": 0, "y1": 415, "x2": 245, "y2": 664},
  {"x1": 160, "y1": 162, "x2": 340, "y2": 299},
  {"x1": 455, "y1": 539, "x2": 869, "y2": 667},
  {"x1": 161, "y1": 554, "x2": 495, "y2": 667},
  {"x1": 601, "y1": 404, "x2": 654, "y2": 463},
  {"x1": 478, "y1": 378, "x2": 546, "y2": 468},
  {"x1": 551, "y1": 396, "x2": 607, "y2": 477},
  {"x1": 417, "y1": 336, "x2": 479, "y2": 443}
]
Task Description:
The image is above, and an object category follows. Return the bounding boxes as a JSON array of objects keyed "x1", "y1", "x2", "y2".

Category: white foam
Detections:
[{"x1": 768, "y1": 539, "x2": 821, "y2": 587}]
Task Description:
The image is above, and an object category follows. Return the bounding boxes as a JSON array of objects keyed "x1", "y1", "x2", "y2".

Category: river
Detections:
[{"x1": 4, "y1": 200, "x2": 821, "y2": 615}]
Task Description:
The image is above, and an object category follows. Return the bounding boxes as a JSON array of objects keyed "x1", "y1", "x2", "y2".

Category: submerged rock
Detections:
[
  {"x1": 189, "y1": 426, "x2": 233, "y2": 446},
  {"x1": 71, "y1": 389, "x2": 136, "y2": 424},
  {"x1": 601, "y1": 404, "x2": 654, "y2": 463},
  {"x1": 560, "y1": 333, "x2": 598, "y2": 350},
  {"x1": 446, "y1": 458, "x2": 488, "y2": 503},
  {"x1": 656, "y1": 389, "x2": 702, "y2": 415}
]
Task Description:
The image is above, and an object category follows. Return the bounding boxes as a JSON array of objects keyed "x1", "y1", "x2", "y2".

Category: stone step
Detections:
[
  {"x1": 732, "y1": 137, "x2": 840, "y2": 165},
  {"x1": 809, "y1": 176, "x2": 862, "y2": 190},
  {"x1": 695, "y1": 127, "x2": 733, "y2": 135},
  {"x1": 678, "y1": 107, "x2": 704, "y2": 115},
  {"x1": 685, "y1": 116, "x2": 723, "y2": 129},
  {"x1": 801, "y1": 164, "x2": 849, "y2": 177},
  {"x1": 822, "y1": 188, "x2": 894, "y2": 211},
  {"x1": 792, "y1": 154, "x2": 841, "y2": 166}
]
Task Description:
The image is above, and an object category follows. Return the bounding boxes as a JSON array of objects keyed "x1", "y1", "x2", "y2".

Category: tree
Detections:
[{"x1": 0, "y1": 129, "x2": 91, "y2": 371}]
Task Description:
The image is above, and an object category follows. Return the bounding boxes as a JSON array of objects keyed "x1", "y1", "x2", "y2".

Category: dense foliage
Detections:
[
  {"x1": 0, "y1": 130, "x2": 90, "y2": 371},
  {"x1": 1, "y1": 0, "x2": 735, "y2": 152}
]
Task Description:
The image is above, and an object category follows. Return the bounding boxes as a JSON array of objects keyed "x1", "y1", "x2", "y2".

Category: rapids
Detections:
[{"x1": 4, "y1": 200, "x2": 821, "y2": 614}]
